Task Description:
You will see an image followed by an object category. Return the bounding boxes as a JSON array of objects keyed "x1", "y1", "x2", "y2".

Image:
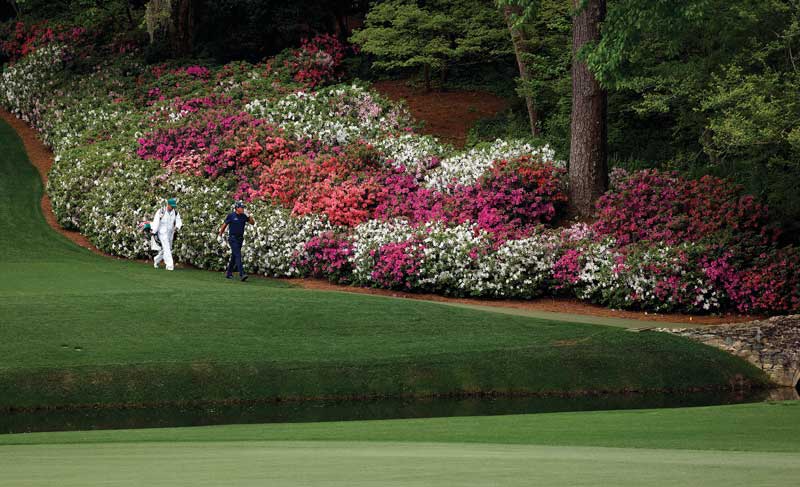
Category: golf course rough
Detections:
[{"x1": 0, "y1": 117, "x2": 770, "y2": 410}]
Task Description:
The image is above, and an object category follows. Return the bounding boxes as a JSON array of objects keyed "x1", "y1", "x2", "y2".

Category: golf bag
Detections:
[{"x1": 137, "y1": 221, "x2": 161, "y2": 252}]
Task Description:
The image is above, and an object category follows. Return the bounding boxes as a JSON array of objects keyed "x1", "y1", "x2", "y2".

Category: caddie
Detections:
[{"x1": 151, "y1": 197, "x2": 183, "y2": 271}]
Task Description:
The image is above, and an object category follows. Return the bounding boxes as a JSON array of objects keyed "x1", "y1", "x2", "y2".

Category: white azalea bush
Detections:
[
  {"x1": 424, "y1": 139, "x2": 559, "y2": 191},
  {"x1": 0, "y1": 43, "x2": 67, "y2": 130},
  {"x1": 245, "y1": 83, "x2": 413, "y2": 147}
]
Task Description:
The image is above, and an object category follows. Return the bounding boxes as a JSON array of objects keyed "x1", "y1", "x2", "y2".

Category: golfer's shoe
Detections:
[
  {"x1": 240, "y1": 274, "x2": 249, "y2": 282},
  {"x1": 225, "y1": 274, "x2": 234, "y2": 280}
]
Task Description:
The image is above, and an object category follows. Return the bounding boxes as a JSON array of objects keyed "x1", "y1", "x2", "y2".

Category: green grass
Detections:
[
  {"x1": 0, "y1": 402, "x2": 797, "y2": 486},
  {"x1": 0, "y1": 118, "x2": 769, "y2": 409}
]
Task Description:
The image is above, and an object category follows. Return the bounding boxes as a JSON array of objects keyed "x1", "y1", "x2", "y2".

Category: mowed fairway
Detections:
[
  {"x1": 0, "y1": 118, "x2": 771, "y2": 409},
  {"x1": 1, "y1": 402, "x2": 798, "y2": 486}
]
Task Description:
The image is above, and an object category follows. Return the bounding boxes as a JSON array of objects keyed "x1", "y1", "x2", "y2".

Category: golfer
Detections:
[
  {"x1": 219, "y1": 201, "x2": 254, "y2": 281},
  {"x1": 151, "y1": 198, "x2": 183, "y2": 271}
]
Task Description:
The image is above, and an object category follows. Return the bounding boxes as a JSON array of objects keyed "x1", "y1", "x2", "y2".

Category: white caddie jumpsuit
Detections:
[{"x1": 151, "y1": 207, "x2": 183, "y2": 270}]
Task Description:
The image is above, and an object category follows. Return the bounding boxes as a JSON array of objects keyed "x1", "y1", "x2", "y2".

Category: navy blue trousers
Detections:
[{"x1": 226, "y1": 234, "x2": 245, "y2": 277}]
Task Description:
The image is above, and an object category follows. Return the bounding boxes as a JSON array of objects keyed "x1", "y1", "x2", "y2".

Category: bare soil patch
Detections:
[{"x1": 372, "y1": 80, "x2": 508, "y2": 147}]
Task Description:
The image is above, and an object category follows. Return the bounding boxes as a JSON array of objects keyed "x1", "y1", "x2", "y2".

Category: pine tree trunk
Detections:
[
  {"x1": 568, "y1": 0, "x2": 607, "y2": 218},
  {"x1": 169, "y1": 0, "x2": 195, "y2": 56},
  {"x1": 504, "y1": 6, "x2": 540, "y2": 137}
]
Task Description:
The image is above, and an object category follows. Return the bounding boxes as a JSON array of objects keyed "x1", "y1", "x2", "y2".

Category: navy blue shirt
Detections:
[{"x1": 225, "y1": 212, "x2": 249, "y2": 237}]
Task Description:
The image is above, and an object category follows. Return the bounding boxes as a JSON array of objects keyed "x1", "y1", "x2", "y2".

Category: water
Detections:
[{"x1": 0, "y1": 389, "x2": 774, "y2": 435}]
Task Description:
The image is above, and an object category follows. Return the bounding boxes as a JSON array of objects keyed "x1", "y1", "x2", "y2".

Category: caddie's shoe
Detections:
[
  {"x1": 153, "y1": 263, "x2": 159, "y2": 269},
  {"x1": 240, "y1": 274, "x2": 249, "y2": 282}
]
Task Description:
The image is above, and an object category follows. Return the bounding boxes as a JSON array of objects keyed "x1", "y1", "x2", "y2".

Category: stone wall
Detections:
[{"x1": 657, "y1": 315, "x2": 800, "y2": 398}]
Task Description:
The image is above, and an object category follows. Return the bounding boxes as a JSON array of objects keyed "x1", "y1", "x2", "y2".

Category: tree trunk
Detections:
[
  {"x1": 568, "y1": 0, "x2": 607, "y2": 219},
  {"x1": 169, "y1": 0, "x2": 195, "y2": 57},
  {"x1": 503, "y1": 6, "x2": 540, "y2": 137},
  {"x1": 126, "y1": 1, "x2": 135, "y2": 26},
  {"x1": 423, "y1": 64, "x2": 431, "y2": 92}
]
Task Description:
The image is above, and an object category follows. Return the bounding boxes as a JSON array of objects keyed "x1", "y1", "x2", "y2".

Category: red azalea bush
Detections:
[
  {"x1": 454, "y1": 157, "x2": 567, "y2": 241},
  {"x1": 1, "y1": 21, "x2": 85, "y2": 63},
  {"x1": 137, "y1": 110, "x2": 291, "y2": 180},
  {"x1": 288, "y1": 34, "x2": 347, "y2": 88}
]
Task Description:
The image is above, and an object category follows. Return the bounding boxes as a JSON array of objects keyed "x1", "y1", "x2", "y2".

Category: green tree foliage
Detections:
[
  {"x1": 507, "y1": 0, "x2": 571, "y2": 152},
  {"x1": 586, "y1": 0, "x2": 800, "y2": 236},
  {"x1": 350, "y1": 0, "x2": 510, "y2": 91}
]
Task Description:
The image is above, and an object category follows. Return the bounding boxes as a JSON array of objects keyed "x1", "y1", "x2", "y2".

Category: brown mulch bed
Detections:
[
  {"x1": 372, "y1": 80, "x2": 508, "y2": 147},
  {"x1": 2, "y1": 108, "x2": 760, "y2": 325}
]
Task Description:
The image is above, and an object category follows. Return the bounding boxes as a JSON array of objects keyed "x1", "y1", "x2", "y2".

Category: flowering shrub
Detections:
[
  {"x1": 293, "y1": 231, "x2": 354, "y2": 282},
  {"x1": 369, "y1": 240, "x2": 425, "y2": 289},
  {"x1": 3, "y1": 26, "x2": 797, "y2": 314},
  {"x1": 424, "y1": 139, "x2": 558, "y2": 191},
  {"x1": 594, "y1": 169, "x2": 776, "y2": 247},
  {"x1": 704, "y1": 247, "x2": 800, "y2": 314},
  {"x1": 246, "y1": 84, "x2": 412, "y2": 147},
  {"x1": 0, "y1": 21, "x2": 85, "y2": 63},
  {"x1": 287, "y1": 34, "x2": 347, "y2": 88}
]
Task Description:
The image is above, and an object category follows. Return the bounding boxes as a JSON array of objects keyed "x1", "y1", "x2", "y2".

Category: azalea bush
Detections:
[{"x1": 1, "y1": 24, "x2": 797, "y2": 314}]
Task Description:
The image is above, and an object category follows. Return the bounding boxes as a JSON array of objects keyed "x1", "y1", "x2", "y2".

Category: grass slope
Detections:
[
  {"x1": 0, "y1": 119, "x2": 768, "y2": 409},
  {"x1": 0, "y1": 402, "x2": 798, "y2": 486}
]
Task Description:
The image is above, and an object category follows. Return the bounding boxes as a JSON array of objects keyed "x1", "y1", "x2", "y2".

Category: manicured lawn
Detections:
[
  {"x1": 0, "y1": 119, "x2": 768, "y2": 409},
  {"x1": 0, "y1": 402, "x2": 797, "y2": 486}
]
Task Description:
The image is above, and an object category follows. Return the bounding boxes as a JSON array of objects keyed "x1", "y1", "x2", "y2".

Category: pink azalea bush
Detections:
[
  {"x1": 574, "y1": 168, "x2": 799, "y2": 313},
  {"x1": 0, "y1": 21, "x2": 85, "y2": 63},
  {"x1": 369, "y1": 240, "x2": 425, "y2": 289},
  {"x1": 594, "y1": 169, "x2": 776, "y2": 247},
  {"x1": 292, "y1": 231, "x2": 354, "y2": 283}
]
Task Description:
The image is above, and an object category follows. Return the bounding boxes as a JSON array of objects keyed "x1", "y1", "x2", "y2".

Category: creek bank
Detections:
[{"x1": 657, "y1": 315, "x2": 800, "y2": 397}]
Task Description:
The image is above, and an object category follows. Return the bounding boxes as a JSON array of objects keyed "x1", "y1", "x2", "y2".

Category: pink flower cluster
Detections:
[
  {"x1": 287, "y1": 34, "x2": 347, "y2": 88},
  {"x1": 590, "y1": 169, "x2": 799, "y2": 313},
  {"x1": 376, "y1": 157, "x2": 567, "y2": 241},
  {"x1": 594, "y1": 169, "x2": 775, "y2": 247},
  {"x1": 704, "y1": 248, "x2": 800, "y2": 313},
  {"x1": 370, "y1": 240, "x2": 425, "y2": 289},
  {"x1": 293, "y1": 231, "x2": 354, "y2": 282}
]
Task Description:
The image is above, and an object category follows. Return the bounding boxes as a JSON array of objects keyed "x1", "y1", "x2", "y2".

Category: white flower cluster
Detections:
[
  {"x1": 0, "y1": 43, "x2": 66, "y2": 131},
  {"x1": 562, "y1": 239, "x2": 621, "y2": 303},
  {"x1": 245, "y1": 205, "x2": 334, "y2": 277},
  {"x1": 470, "y1": 233, "x2": 561, "y2": 298},
  {"x1": 424, "y1": 139, "x2": 559, "y2": 191},
  {"x1": 414, "y1": 222, "x2": 491, "y2": 294},
  {"x1": 620, "y1": 243, "x2": 723, "y2": 312},
  {"x1": 245, "y1": 83, "x2": 411, "y2": 146},
  {"x1": 349, "y1": 218, "x2": 415, "y2": 284}
]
